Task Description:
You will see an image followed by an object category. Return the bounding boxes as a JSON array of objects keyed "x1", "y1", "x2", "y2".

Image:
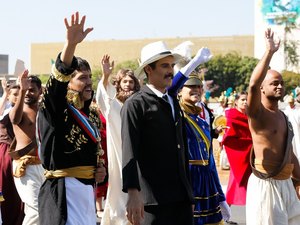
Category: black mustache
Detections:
[{"x1": 84, "y1": 84, "x2": 92, "y2": 89}]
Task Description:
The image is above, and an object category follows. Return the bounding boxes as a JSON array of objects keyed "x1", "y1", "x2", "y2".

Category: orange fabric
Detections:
[
  {"x1": 13, "y1": 156, "x2": 41, "y2": 178},
  {"x1": 254, "y1": 159, "x2": 293, "y2": 180}
]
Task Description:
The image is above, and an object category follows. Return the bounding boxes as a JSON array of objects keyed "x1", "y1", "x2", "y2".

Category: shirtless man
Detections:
[
  {"x1": 9, "y1": 70, "x2": 44, "y2": 225},
  {"x1": 246, "y1": 28, "x2": 300, "y2": 225}
]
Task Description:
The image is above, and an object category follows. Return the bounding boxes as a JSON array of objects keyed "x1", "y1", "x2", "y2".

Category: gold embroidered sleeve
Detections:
[
  {"x1": 89, "y1": 108, "x2": 102, "y2": 129},
  {"x1": 51, "y1": 64, "x2": 76, "y2": 82}
]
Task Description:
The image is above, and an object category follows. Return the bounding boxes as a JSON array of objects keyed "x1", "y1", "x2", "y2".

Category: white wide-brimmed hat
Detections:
[{"x1": 135, "y1": 41, "x2": 182, "y2": 80}]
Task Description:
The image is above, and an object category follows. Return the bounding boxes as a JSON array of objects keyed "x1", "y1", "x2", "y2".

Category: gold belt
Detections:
[
  {"x1": 189, "y1": 160, "x2": 209, "y2": 166},
  {"x1": 13, "y1": 155, "x2": 41, "y2": 178},
  {"x1": 0, "y1": 194, "x2": 4, "y2": 202},
  {"x1": 44, "y1": 166, "x2": 95, "y2": 179},
  {"x1": 254, "y1": 159, "x2": 293, "y2": 180}
]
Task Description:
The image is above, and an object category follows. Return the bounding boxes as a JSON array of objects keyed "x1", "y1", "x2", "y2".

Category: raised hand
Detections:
[
  {"x1": 61, "y1": 12, "x2": 93, "y2": 67},
  {"x1": 194, "y1": 47, "x2": 213, "y2": 64},
  {"x1": 265, "y1": 28, "x2": 280, "y2": 54},
  {"x1": 64, "y1": 12, "x2": 93, "y2": 46},
  {"x1": 19, "y1": 70, "x2": 30, "y2": 91},
  {"x1": 1, "y1": 78, "x2": 9, "y2": 95},
  {"x1": 180, "y1": 47, "x2": 213, "y2": 76},
  {"x1": 101, "y1": 54, "x2": 114, "y2": 79}
]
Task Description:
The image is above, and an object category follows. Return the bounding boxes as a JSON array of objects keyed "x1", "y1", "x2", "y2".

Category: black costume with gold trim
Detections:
[{"x1": 38, "y1": 54, "x2": 101, "y2": 225}]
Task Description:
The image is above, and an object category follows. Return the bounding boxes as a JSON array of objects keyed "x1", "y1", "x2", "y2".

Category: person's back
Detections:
[{"x1": 246, "y1": 28, "x2": 300, "y2": 225}]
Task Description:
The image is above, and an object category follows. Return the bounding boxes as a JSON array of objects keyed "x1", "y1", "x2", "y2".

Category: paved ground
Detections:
[
  {"x1": 218, "y1": 167, "x2": 246, "y2": 225},
  {"x1": 97, "y1": 167, "x2": 246, "y2": 225},
  {"x1": 97, "y1": 141, "x2": 246, "y2": 224}
]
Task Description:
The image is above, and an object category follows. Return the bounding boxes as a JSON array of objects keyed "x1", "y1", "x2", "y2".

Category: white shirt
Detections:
[
  {"x1": 146, "y1": 84, "x2": 175, "y2": 119},
  {"x1": 288, "y1": 108, "x2": 300, "y2": 162}
]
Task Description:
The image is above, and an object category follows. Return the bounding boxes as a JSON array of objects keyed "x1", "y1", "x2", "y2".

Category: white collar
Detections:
[{"x1": 146, "y1": 84, "x2": 167, "y2": 98}]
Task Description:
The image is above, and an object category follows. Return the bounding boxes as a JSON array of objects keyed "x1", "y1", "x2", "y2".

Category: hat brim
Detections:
[
  {"x1": 135, "y1": 52, "x2": 182, "y2": 80},
  {"x1": 184, "y1": 78, "x2": 202, "y2": 86}
]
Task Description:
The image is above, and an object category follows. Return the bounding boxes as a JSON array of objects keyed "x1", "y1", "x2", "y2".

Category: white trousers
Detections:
[
  {"x1": 246, "y1": 173, "x2": 300, "y2": 225},
  {"x1": 65, "y1": 177, "x2": 96, "y2": 225},
  {"x1": 13, "y1": 162, "x2": 45, "y2": 225}
]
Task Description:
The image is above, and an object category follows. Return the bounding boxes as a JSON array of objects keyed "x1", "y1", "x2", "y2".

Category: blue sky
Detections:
[{"x1": 0, "y1": 0, "x2": 254, "y2": 73}]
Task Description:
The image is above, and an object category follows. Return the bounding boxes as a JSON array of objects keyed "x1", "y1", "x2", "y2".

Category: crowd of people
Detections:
[{"x1": 0, "y1": 12, "x2": 300, "y2": 225}]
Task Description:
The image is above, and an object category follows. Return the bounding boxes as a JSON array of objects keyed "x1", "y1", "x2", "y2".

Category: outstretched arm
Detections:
[
  {"x1": 100, "y1": 54, "x2": 114, "y2": 89},
  {"x1": 247, "y1": 28, "x2": 280, "y2": 117},
  {"x1": 9, "y1": 70, "x2": 29, "y2": 124},
  {"x1": 169, "y1": 47, "x2": 212, "y2": 94},
  {"x1": 180, "y1": 47, "x2": 212, "y2": 77},
  {"x1": 60, "y1": 12, "x2": 93, "y2": 67}
]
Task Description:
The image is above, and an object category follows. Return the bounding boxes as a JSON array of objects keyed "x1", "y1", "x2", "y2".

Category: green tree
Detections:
[
  {"x1": 202, "y1": 52, "x2": 258, "y2": 97},
  {"x1": 114, "y1": 60, "x2": 139, "y2": 72},
  {"x1": 38, "y1": 74, "x2": 50, "y2": 85},
  {"x1": 91, "y1": 68, "x2": 101, "y2": 91},
  {"x1": 91, "y1": 59, "x2": 139, "y2": 90},
  {"x1": 282, "y1": 70, "x2": 300, "y2": 94},
  {"x1": 275, "y1": 14, "x2": 299, "y2": 71}
]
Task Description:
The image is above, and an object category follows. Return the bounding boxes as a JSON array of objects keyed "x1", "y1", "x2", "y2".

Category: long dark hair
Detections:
[
  {"x1": 113, "y1": 69, "x2": 140, "y2": 103},
  {"x1": 113, "y1": 69, "x2": 140, "y2": 92}
]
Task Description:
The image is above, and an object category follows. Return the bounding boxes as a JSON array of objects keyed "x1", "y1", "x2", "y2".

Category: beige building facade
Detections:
[{"x1": 31, "y1": 35, "x2": 254, "y2": 75}]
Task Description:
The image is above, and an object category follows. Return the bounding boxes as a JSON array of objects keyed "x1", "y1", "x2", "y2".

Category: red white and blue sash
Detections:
[{"x1": 68, "y1": 104, "x2": 100, "y2": 143}]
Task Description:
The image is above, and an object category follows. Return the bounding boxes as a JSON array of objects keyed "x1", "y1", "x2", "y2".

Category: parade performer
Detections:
[
  {"x1": 96, "y1": 54, "x2": 140, "y2": 225},
  {"x1": 222, "y1": 91, "x2": 252, "y2": 206},
  {"x1": 178, "y1": 74, "x2": 231, "y2": 225},
  {"x1": 246, "y1": 28, "x2": 300, "y2": 225},
  {"x1": 38, "y1": 12, "x2": 106, "y2": 225}
]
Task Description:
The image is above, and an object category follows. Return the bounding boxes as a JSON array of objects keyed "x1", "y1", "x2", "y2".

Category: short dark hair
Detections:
[
  {"x1": 144, "y1": 61, "x2": 157, "y2": 77},
  {"x1": 28, "y1": 75, "x2": 42, "y2": 89},
  {"x1": 235, "y1": 91, "x2": 248, "y2": 100},
  {"x1": 76, "y1": 57, "x2": 91, "y2": 72}
]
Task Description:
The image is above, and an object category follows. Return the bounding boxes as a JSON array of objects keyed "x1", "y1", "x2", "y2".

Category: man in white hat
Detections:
[{"x1": 121, "y1": 41, "x2": 212, "y2": 225}]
